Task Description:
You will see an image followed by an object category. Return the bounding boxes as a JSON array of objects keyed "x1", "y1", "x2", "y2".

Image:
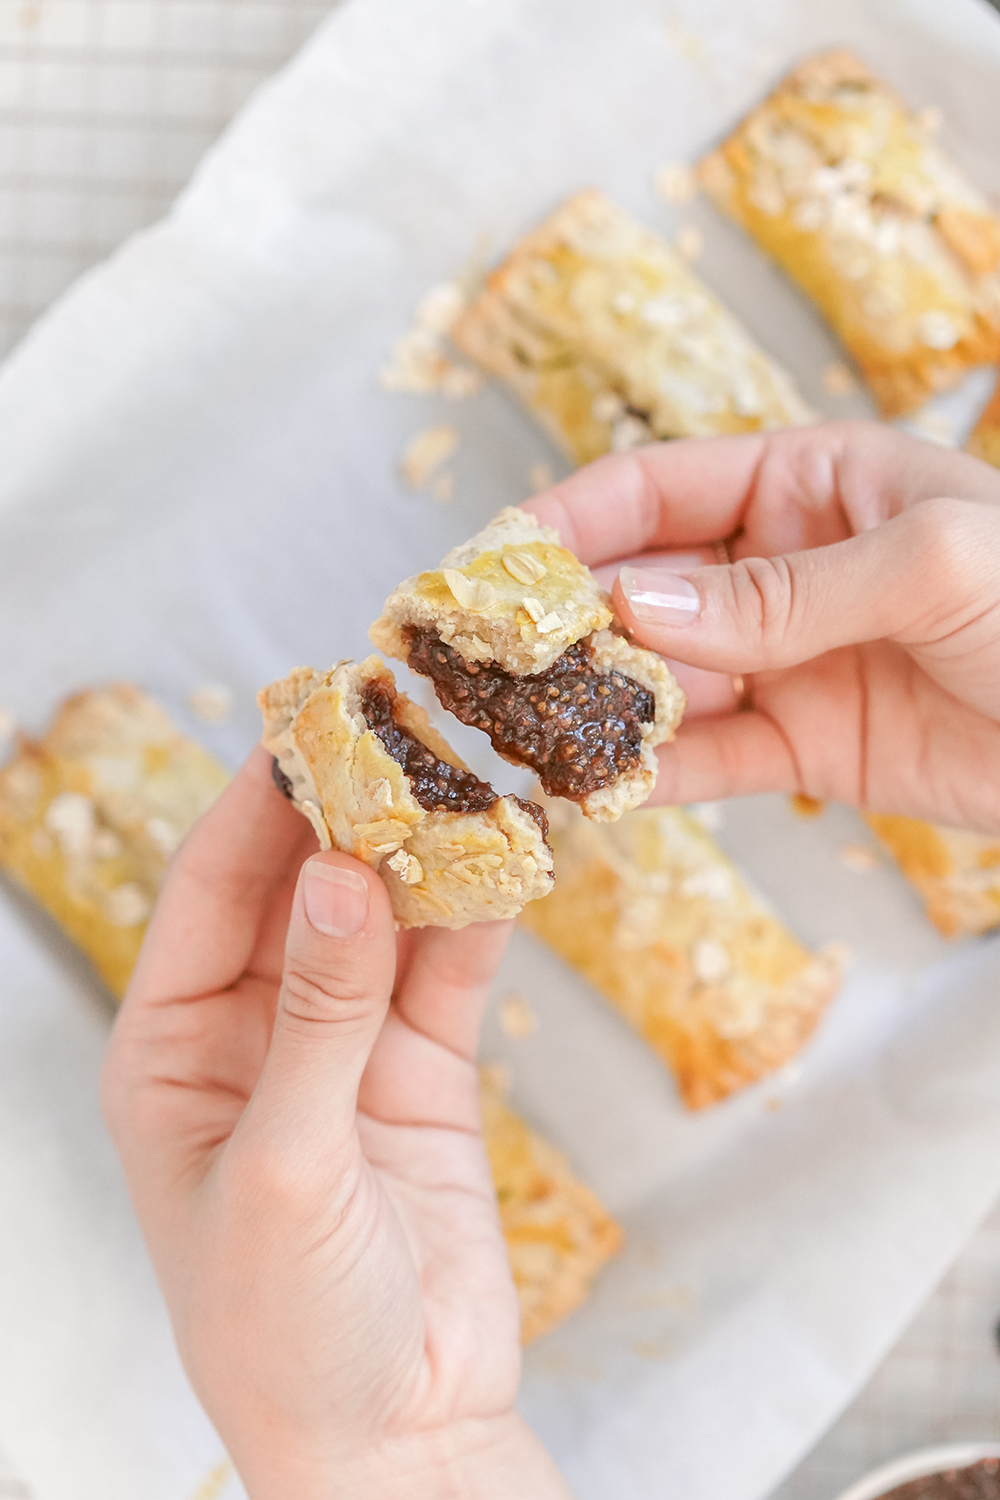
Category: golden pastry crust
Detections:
[
  {"x1": 370, "y1": 508, "x2": 685, "y2": 822},
  {"x1": 967, "y1": 376, "x2": 1000, "y2": 469},
  {"x1": 0, "y1": 685, "x2": 230, "y2": 997},
  {"x1": 698, "y1": 50, "x2": 1000, "y2": 417},
  {"x1": 258, "y1": 655, "x2": 554, "y2": 929},
  {"x1": 865, "y1": 812, "x2": 1000, "y2": 937},
  {"x1": 451, "y1": 189, "x2": 814, "y2": 464},
  {"x1": 480, "y1": 1065, "x2": 623, "y2": 1343},
  {"x1": 520, "y1": 802, "x2": 842, "y2": 1109}
]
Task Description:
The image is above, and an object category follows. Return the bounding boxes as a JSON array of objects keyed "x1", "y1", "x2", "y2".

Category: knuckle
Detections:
[
  {"x1": 280, "y1": 960, "x2": 375, "y2": 1032},
  {"x1": 906, "y1": 497, "x2": 998, "y2": 602},
  {"x1": 727, "y1": 555, "x2": 796, "y2": 660}
]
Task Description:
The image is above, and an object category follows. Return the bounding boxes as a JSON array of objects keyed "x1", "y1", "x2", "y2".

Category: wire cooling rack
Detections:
[
  {"x1": 0, "y1": 0, "x2": 331, "y2": 356},
  {"x1": 2, "y1": 4, "x2": 1000, "y2": 1497}
]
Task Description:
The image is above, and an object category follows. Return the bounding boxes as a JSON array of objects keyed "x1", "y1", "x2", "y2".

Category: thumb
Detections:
[
  {"x1": 245, "y1": 852, "x2": 397, "y2": 1158},
  {"x1": 615, "y1": 497, "x2": 1000, "y2": 701}
]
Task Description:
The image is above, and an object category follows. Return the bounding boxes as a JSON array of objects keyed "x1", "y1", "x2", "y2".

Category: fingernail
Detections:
[
  {"x1": 303, "y1": 860, "x2": 368, "y2": 937},
  {"x1": 619, "y1": 566, "x2": 701, "y2": 626}
]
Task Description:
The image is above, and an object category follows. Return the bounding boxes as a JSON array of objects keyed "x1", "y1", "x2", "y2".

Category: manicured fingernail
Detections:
[
  {"x1": 303, "y1": 860, "x2": 368, "y2": 937},
  {"x1": 619, "y1": 566, "x2": 701, "y2": 626}
]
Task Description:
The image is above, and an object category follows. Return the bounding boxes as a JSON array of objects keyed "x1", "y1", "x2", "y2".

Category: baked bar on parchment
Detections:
[
  {"x1": 698, "y1": 51, "x2": 1000, "y2": 418},
  {"x1": 451, "y1": 189, "x2": 814, "y2": 464},
  {"x1": 865, "y1": 813, "x2": 1000, "y2": 938},
  {"x1": 259, "y1": 655, "x2": 553, "y2": 928},
  {"x1": 480, "y1": 1064, "x2": 623, "y2": 1343},
  {"x1": 520, "y1": 801, "x2": 841, "y2": 1109},
  {"x1": 370, "y1": 507, "x2": 684, "y2": 822},
  {"x1": 0, "y1": 685, "x2": 230, "y2": 997},
  {"x1": 967, "y1": 376, "x2": 1000, "y2": 469}
]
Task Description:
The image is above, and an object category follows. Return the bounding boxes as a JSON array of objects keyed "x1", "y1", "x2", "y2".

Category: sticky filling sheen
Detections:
[
  {"x1": 360, "y1": 678, "x2": 499, "y2": 815},
  {"x1": 404, "y1": 626, "x2": 655, "y2": 801}
]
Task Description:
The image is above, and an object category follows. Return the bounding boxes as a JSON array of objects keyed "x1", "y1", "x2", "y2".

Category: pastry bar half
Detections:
[
  {"x1": 865, "y1": 813, "x2": 1000, "y2": 938},
  {"x1": 370, "y1": 507, "x2": 684, "y2": 822},
  {"x1": 520, "y1": 801, "x2": 841, "y2": 1109},
  {"x1": 0, "y1": 685, "x2": 230, "y2": 997},
  {"x1": 698, "y1": 51, "x2": 1000, "y2": 417},
  {"x1": 259, "y1": 655, "x2": 553, "y2": 928},
  {"x1": 451, "y1": 189, "x2": 814, "y2": 464},
  {"x1": 967, "y1": 376, "x2": 1000, "y2": 469},
  {"x1": 480, "y1": 1065, "x2": 623, "y2": 1343}
]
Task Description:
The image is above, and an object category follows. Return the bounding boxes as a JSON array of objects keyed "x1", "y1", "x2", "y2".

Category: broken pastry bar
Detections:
[
  {"x1": 370, "y1": 507, "x2": 684, "y2": 822},
  {"x1": 698, "y1": 51, "x2": 1000, "y2": 417},
  {"x1": 967, "y1": 375, "x2": 1000, "y2": 469},
  {"x1": 451, "y1": 190, "x2": 814, "y2": 464},
  {"x1": 0, "y1": 684, "x2": 230, "y2": 997},
  {"x1": 259, "y1": 655, "x2": 553, "y2": 929},
  {"x1": 520, "y1": 801, "x2": 841, "y2": 1109},
  {"x1": 480, "y1": 1064, "x2": 623, "y2": 1342},
  {"x1": 865, "y1": 813, "x2": 1000, "y2": 938}
]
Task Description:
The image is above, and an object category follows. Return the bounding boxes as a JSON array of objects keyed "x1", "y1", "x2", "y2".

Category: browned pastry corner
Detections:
[
  {"x1": 865, "y1": 813, "x2": 1000, "y2": 937},
  {"x1": 480, "y1": 1065, "x2": 623, "y2": 1342},
  {"x1": 521, "y1": 801, "x2": 842, "y2": 1109},
  {"x1": 370, "y1": 507, "x2": 685, "y2": 822},
  {"x1": 967, "y1": 376, "x2": 1000, "y2": 469},
  {"x1": 0, "y1": 684, "x2": 230, "y2": 997},
  {"x1": 259, "y1": 655, "x2": 553, "y2": 928},
  {"x1": 698, "y1": 50, "x2": 1000, "y2": 417},
  {"x1": 452, "y1": 189, "x2": 814, "y2": 464}
]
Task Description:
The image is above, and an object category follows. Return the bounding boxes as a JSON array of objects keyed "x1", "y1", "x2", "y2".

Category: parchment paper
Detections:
[{"x1": 2, "y1": 1, "x2": 1000, "y2": 1497}]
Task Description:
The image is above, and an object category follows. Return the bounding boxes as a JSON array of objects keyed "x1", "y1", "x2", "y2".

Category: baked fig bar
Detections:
[
  {"x1": 0, "y1": 685, "x2": 230, "y2": 997},
  {"x1": 370, "y1": 507, "x2": 684, "y2": 821},
  {"x1": 259, "y1": 655, "x2": 553, "y2": 928},
  {"x1": 520, "y1": 801, "x2": 842, "y2": 1109},
  {"x1": 967, "y1": 375, "x2": 1000, "y2": 469},
  {"x1": 865, "y1": 813, "x2": 1000, "y2": 938},
  {"x1": 450, "y1": 190, "x2": 814, "y2": 464},
  {"x1": 698, "y1": 51, "x2": 1000, "y2": 417},
  {"x1": 480, "y1": 1064, "x2": 623, "y2": 1342}
]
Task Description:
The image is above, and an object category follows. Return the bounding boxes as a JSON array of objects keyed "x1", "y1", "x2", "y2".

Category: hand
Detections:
[
  {"x1": 529, "y1": 421, "x2": 1000, "y2": 833},
  {"x1": 101, "y1": 747, "x2": 571, "y2": 1500}
]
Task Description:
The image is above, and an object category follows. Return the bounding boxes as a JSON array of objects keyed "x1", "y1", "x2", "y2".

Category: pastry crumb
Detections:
[
  {"x1": 188, "y1": 684, "x2": 234, "y2": 725},
  {"x1": 822, "y1": 361, "x2": 856, "y2": 396},
  {"x1": 689, "y1": 801, "x2": 723, "y2": 831},
  {"x1": 401, "y1": 425, "x2": 459, "y2": 489},
  {"x1": 664, "y1": 20, "x2": 704, "y2": 60},
  {"x1": 763, "y1": 1096, "x2": 783, "y2": 1113},
  {"x1": 907, "y1": 409, "x2": 957, "y2": 447},
  {"x1": 379, "y1": 281, "x2": 482, "y2": 396},
  {"x1": 499, "y1": 991, "x2": 539, "y2": 1038},
  {"x1": 791, "y1": 793, "x2": 826, "y2": 818},
  {"x1": 529, "y1": 461, "x2": 554, "y2": 493},
  {"x1": 0, "y1": 707, "x2": 15, "y2": 747},
  {"x1": 675, "y1": 223, "x2": 704, "y2": 261},
  {"x1": 432, "y1": 471, "x2": 454, "y2": 505},
  {"x1": 841, "y1": 843, "x2": 879, "y2": 872},
  {"x1": 914, "y1": 104, "x2": 943, "y2": 135},
  {"x1": 654, "y1": 162, "x2": 698, "y2": 204}
]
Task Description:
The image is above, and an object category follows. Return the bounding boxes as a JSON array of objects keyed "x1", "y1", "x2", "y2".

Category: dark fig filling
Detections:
[
  {"x1": 404, "y1": 626, "x2": 655, "y2": 802},
  {"x1": 361, "y1": 679, "x2": 497, "y2": 815},
  {"x1": 271, "y1": 758, "x2": 295, "y2": 799}
]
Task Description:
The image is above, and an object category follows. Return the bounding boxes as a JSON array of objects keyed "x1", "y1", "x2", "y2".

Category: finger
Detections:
[
  {"x1": 525, "y1": 421, "x2": 1000, "y2": 567},
  {"x1": 650, "y1": 711, "x2": 801, "y2": 804},
  {"x1": 359, "y1": 921, "x2": 513, "y2": 1131},
  {"x1": 615, "y1": 497, "x2": 1000, "y2": 712},
  {"x1": 243, "y1": 852, "x2": 396, "y2": 1157},
  {"x1": 127, "y1": 744, "x2": 313, "y2": 1005}
]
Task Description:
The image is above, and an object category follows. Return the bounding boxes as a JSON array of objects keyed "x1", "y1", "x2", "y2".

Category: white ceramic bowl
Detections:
[{"x1": 834, "y1": 1444, "x2": 1000, "y2": 1500}]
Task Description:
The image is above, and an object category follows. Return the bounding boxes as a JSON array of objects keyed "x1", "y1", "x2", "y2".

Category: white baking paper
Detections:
[{"x1": 2, "y1": 1, "x2": 1000, "y2": 1497}]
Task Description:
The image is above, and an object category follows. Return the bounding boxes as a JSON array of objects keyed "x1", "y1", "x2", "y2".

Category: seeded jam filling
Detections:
[
  {"x1": 405, "y1": 626, "x2": 655, "y2": 802},
  {"x1": 360, "y1": 679, "x2": 499, "y2": 815}
]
